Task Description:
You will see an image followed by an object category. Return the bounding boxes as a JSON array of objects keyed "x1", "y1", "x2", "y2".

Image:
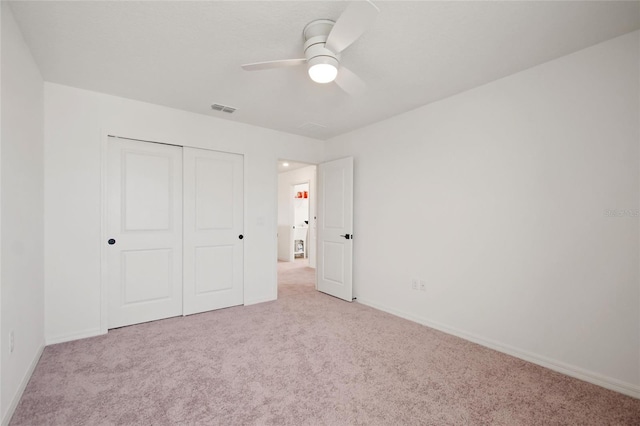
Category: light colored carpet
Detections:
[
  {"x1": 10, "y1": 261, "x2": 640, "y2": 425},
  {"x1": 276, "y1": 258, "x2": 313, "y2": 285}
]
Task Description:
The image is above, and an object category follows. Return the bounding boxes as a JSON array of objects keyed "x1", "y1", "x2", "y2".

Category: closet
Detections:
[{"x1": 105, "y1": 137, "x2": 243, "y2": 328}]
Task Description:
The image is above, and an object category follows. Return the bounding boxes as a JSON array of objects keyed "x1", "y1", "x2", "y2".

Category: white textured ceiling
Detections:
[{"x1": 9, "y1": 1, "x2": 640, "y2": 140}]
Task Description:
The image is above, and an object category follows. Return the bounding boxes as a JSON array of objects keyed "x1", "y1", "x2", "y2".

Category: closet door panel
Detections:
[
  {"x1": 183, "y1": 148, "x2": 244, "y2": 315},
  {"x1": 106, "y1": 137, "x2": 183, "y2": 328}
]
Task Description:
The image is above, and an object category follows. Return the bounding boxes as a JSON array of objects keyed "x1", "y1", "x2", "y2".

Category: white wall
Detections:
[
  {"x1": 0, "y1": 3, "x2": 45, "y2": 423},
  {"x1": 44, "y1": 83, "x2": 324, "y2": 344},
  {"x1": 293, "y1": 183, "x2": 310, "y2": 226},
  {"x1": 278, "y1": 166, "x2": 317, "y2": 266},
  {"x1": 325, "y1": 31, "x2": 640, "y2": 397}
]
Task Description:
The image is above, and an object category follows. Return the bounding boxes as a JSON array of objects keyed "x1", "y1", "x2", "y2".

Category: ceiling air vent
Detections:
[{"x1": 211, "y1": 103, "x2": 237, "y2": 114}]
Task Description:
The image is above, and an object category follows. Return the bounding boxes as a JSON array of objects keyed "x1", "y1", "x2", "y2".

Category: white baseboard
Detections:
[
  {"x1": 46, "y1": 328, "x2": 104, "y2": 345},
  {"x1": 1, "y1": 343, "x2": 45, "y2": 426},
  {"x1": 356, "y1": 297, "x2": 640, "y2": 399}
]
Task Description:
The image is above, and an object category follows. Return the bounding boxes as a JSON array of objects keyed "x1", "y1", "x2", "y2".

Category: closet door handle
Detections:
[
  {"x1": 108, "y1": 238, "x2": 116, "y2": 245},
  {"x1": 340, "y1": 234, "x2": 352, "y2": 240},
  {"x1": 238, "y1": 234, "x2": 244, "y2": 240}
]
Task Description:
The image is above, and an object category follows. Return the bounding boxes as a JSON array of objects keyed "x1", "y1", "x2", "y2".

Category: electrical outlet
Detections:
[
  {"x1": 412, "y1": 279, "x2": 419, "y2": 290},
  {"x1": 10, "y1": 331, "x2": 14, "y2": 353},
  {"x1": 420, "y1": 280, "x2": 427, "y2": 291}
]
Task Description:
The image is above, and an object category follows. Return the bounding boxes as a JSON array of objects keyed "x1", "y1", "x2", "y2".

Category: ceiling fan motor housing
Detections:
[{"x1": 303, "y1": 19, "x2": 340, "y2": 67}]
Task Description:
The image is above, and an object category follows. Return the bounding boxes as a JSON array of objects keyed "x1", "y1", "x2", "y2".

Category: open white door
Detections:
[
  {"x1": 317, "y1": 157, "x2": 353, "y2": 302},
  {"x1": 183, "y1": 147, "x2": 244, "y2": 315},
  {"x1": 106, "y1": 137, "x2": 183, "y2": 328}
]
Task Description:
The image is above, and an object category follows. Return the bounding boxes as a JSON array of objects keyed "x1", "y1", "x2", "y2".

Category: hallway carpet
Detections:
[{"x1": 11, "y1": 261, "x2": 640, "y2": 425}]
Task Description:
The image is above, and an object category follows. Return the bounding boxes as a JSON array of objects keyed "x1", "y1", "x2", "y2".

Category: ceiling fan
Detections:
[{"x1": 241, "y1": 1, "x2": 379, "y2": 96}]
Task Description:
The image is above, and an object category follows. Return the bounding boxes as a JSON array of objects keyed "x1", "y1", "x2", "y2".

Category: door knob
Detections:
[
  {"x1": 340, "y1": 234, "x2": 352, "y2": 240},
  {"x1": 238, "y1": 234, "x2": 244, "y2": 240},
  {"x1": 108, "y1": 238, "x2": 116, "y2": 245}
]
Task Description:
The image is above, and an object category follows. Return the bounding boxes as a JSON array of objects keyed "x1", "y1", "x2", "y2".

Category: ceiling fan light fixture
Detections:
[
  {"x1": 307, "y1": 57, "x2": 338, "y2": 84},
  {"x1": 242, "y1": 0, "x2": 379, "y2": 94}
]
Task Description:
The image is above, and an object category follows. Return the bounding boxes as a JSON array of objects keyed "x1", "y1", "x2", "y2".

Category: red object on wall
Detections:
[{"x1": 303, "y1": 191, "x2": 308, "y2": 198}]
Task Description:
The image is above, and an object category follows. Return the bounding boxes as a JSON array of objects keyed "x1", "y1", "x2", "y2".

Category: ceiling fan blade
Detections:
[
  {"x1": 325, "y1": 0, "x2": 379, "y2": 54},
  {"x1": 241, "y1": 58, "x2": 306, "y2": 71},
  {"x1": 334, "y1": 66, "x2": 366, "y2": 96}
]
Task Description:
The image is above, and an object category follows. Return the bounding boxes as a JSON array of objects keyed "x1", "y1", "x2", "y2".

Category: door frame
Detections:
[
  {"x1": 99, "y1": 130, "x2": 246, "y2": 334},
  {"x1": 276, "y1": 160, "x2": 319, "y2": 294},
  {"x1": 290, "y1": 179, "x2": 311, "y2": 262}
]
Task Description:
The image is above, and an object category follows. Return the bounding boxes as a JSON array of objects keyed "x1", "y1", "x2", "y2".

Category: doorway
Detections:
[
  {"x1": 276, "y1": 157, "x2": 355, "y2": 302},
  {"x1": 277, "y1": 160, "x2": 317, "y2": 291}
]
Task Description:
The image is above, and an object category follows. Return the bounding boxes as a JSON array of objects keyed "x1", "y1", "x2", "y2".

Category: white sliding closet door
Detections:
[
  {"x1": 183, "y1": 147, "x2": 244, "y2": 315},
  {"x1": 106, "y1": 137, "x2": 183, "y2": 328}
]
